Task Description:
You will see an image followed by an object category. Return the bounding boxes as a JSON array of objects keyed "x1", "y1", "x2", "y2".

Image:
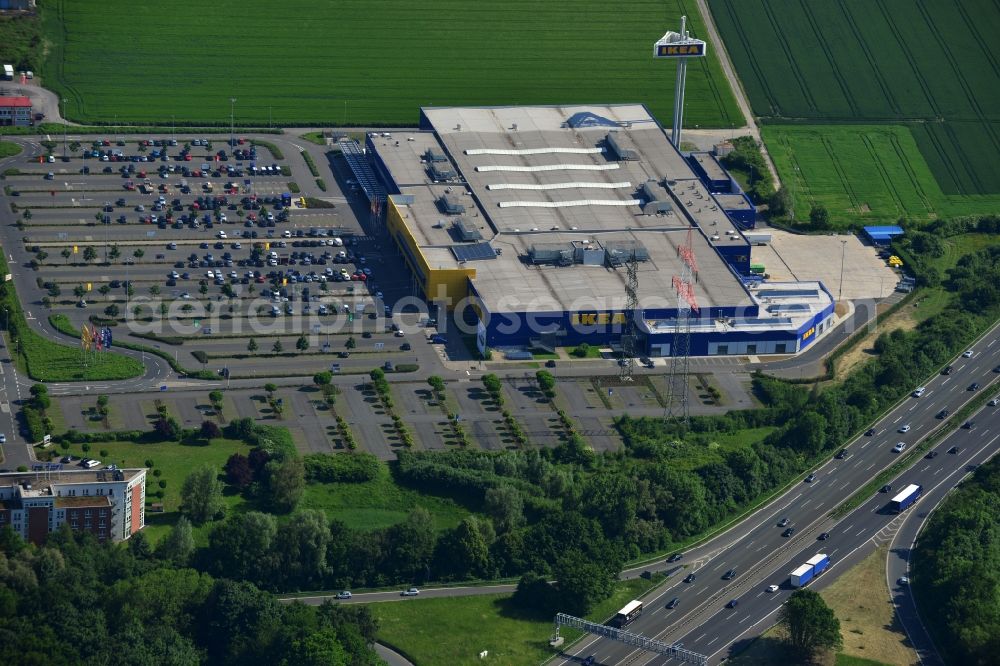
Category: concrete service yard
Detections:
[{"x1": 752, "y1": 229, "x2": 899, "y2": 300}]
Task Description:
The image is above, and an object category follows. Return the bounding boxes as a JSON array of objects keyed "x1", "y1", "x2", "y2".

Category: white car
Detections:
[
  {"x1": 400, "y1": 587, "x2": 420, "y2": 597},
  {"x1": 283, "y1": 230, "x2": 292, "y2": 237},
  {"x1": 0, "y1": 434, "x2": 6, "y2": 444},
  {"x1": 766, "y1": 584, "x2": 779, "y2": 593},
  {"x1": 217, "y1": 230, "x2": 227, "y2": 239},
  {"x1": 893, "y1": 442, "x2": 906, "y2": 453},
  {"x1": 897, "y1": 576, "x2": 910, "y2": 585},
  {"x1": 335, "y1": 591, "x2": 352, "y2": 600},
  {"x1": 962, "y1": 350, "x2": 974, "y2": 358},
  {"x1": 989, "y1": 397, "x2": 999, "y2": 407},
  {"x1": 911, "y1": 387, "x2": 926, "y2": 398},
  {"x1": 898, "y1": 424, "x2": 911, "y2": 433}
]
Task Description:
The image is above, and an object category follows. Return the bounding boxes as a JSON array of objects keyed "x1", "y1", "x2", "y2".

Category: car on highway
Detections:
[
  {"x1": 778, "y1": 517, "x2": 790, "y2": 527},
  {"x1": 726, "y1": 599, "x2": 739, "y2": 609},
  {"x1": 893, "y1": 442, "x2": 906, "y2": 453},
  {"x1": 962, "y1": 420, "x2": 976, "y2": 430},
  {"x1": 818, "y1": 532, "x2": 830, "y2": 540},
  {"x1": 335, "y1": 591, "x2": 352, "y2": 600},
  {"x1": 666, "y1": 553, "x2": 683, "y2": 563},
  {"x1": 898, "y1": 424, "x2": 911, "y2": 433},
  {"x1": 925, "y1": 451, "x2": 939, "y2": 459},
  {"x1": 897, "y1": 576, "x2": 910, "y2": 585},
  {"x1": 936, "y1": 409, "x2": 949, "y2": 419},
  {"x1": 864, "y1": 427, "x2": 876, "y2": 436},
  {"x1": 400, "y1": 587, "x2": 420, "y2": 597},
  {"x1": 941, "y1": 365, "x2": 953, "y2": 375},
  {"x1": 782, "y1": 528, "x2": 795, "y2": 537},
  {"x1": 990, "y1": 397, "x2": 999, "y2": 407},
  {"x1": 722, "y1": 568, "x2": 737, "y2": 580},
  {"x1": 666, "y1": 597, "x2": 680, "y2": 609},
  {"x1": 804, "y1": 473, "x2": 816, "y2": 483},
  {"x1": 683, "y1": 573, "x2": 696, "y2": 583},
  {"x1": 968, "y1": 382, "x2": 980, "y2": 391},
  {"x1": 994, "y1": 365, "x2": 1000, "y2": 373},
  {"x1": 948, "y1": 446, "x2": 960, "y2": 454},
  {"x1": 0, "y1": 434, "x2": 5, "y2": 444},
  {"x1": 582, "y1": 657, "x2": 595, "y2": 666},
  {"x1": 766, "y1": 585, "x2": 779, "y2": 593},
  {"x1": 962, "y1": 349, "x2": 974, "y2": 358},
  {"x1": 911, "y1": 387, "x2": 926, "y2": 397},
  {"x1": 834, "y1": 449, "x2": 847, "y2": 459}
]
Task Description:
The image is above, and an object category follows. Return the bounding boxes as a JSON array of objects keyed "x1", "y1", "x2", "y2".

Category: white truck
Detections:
[
  {"x1": 2, "y1": 64, "x2": 14, "y2": 80},
  {"x1": 742, "y1": 231, "x2": 772, "y2": 245}
]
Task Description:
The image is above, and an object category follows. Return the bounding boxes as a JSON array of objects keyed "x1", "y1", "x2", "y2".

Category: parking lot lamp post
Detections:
[
  {"x1": 230, "y1": 98, "x2": 237, "y2": 149},
  {"x1": 838, "y1": 239, "x2": 847, "y2": 301},
  {"x1": 62, "y1": 98, "x2": 67, "y2": 160}
]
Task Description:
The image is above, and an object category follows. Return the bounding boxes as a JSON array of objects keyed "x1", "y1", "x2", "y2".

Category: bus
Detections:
[{"x1": 613, "y1": 600, "x2": 643, "y2": 627}]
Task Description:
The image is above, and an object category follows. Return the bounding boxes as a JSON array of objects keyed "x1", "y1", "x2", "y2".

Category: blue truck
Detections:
[
  {"x1": 890, "y1": 484, "x2": 922, "y2": 512},
  {"x1": 790, "y1": 553, "x2": 830, "y2": 587}
]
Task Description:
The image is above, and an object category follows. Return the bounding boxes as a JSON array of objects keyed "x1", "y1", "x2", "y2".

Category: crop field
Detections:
[
  {"x1": 42, "y1": 0, "x2": 742, "y2": 129},
  {"x1": 710, "y1": 0, "x2": 1000, "y2": 196},
  {"x1": 764, "y1": 124, "x2": 1000, "y2": 225}
]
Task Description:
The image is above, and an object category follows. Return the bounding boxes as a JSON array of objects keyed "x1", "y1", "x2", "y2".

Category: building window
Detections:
[
  {"x1": 775, "y1": 343, "x2": 787, "y2": 353},
  {"x1": 746, "y1": 344, "x2": 757, "y2": 355},
  {"x1": 716, "y1": 345, "x2": 729, "y2": 355}
]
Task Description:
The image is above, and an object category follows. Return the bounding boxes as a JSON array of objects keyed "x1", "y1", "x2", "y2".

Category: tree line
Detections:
[
  {"x1": 912, "y1": 456, "x2": 1000, "y2": 665},
  {"x1": 0, "y1": 525, "x2": 381, "y2": 665}
]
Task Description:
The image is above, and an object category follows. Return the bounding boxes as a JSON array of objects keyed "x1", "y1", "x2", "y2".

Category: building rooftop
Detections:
[
  {"x1": 642, "y1": 281, "x2": 832, "y2": 334},
  {"x1": 55, "y1": 495, "x2": 112, "y2": 509},
  {"x1": 690, "y1": 152, "x2": 729, "y2": 183},
  {"x1": 377, "y1": 104, "x2": 755, "y2": 314},
  {"x1": 0, "y1": 96, "x2": 31, "y2": 108},
  {"x1": 714, "y1": 193, "x2": 754, "y2": 211},
  {"x1": 0, "y1": 468, "x2": 144, "y2": 499}
]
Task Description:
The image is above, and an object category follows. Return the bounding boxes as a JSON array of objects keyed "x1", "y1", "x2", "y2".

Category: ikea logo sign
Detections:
[
  {"x1": 656, "y1": 43, "x2": 706, "y2": 57},
  {"x1": 801, "y1": 326, "x2": 816, "y2": 341},
  {"x1": 572, "y1": 312, "x2": 626, "y2": 326}
]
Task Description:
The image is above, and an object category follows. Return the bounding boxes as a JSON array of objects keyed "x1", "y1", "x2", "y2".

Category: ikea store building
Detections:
[{"x1": 365, "y1": 104, "x2": 834, "y2": 358}]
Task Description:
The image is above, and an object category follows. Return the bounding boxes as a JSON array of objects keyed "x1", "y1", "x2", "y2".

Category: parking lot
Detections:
[{"x1": 4, "y1": 134, "x2": 437, "y2": 377}]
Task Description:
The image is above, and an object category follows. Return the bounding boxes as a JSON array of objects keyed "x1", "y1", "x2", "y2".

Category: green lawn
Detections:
[
  {"x1": 44, "y1": 0, "x2": 742, "y2": 128},
  {"x1": 300, "y1": 462, "x2": 470, "y2": 533},
  {"x1": 56, "y1": 437, "x2": 250, "y2": 544},
  {"x1": 764, "y1": 124, "x2": 1000, "y2": 226},
  {"x1": 0, "y1": 141, "x2": 22, "y2": 158},
  {"x1": 371, "y1": 576, "x2": 665, "y2": 666},
  {"x1": 710, "y1": 0, "x2": 1000, "y2": 196}
]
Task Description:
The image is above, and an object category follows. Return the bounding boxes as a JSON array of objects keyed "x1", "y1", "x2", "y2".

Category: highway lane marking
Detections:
[
  {"x1": 861, "y1": 440, "x2": 870, "y2": 448},
  {"x1": 739, "y1": 615, "x2": 752, "y2": 624},
  {"x1": 844, "y1": 523, "x2": 854, "y2": 532},
  {"x1": 840, "y1": 481, "x2": 851, "y2": 489},
  {"x1": 934, "y1": 467, "x2": 943, "y2": 475},
  {"x1": 705, "y1": 432, "x2": 1000, "y2": 663},
  {"x1": 866, "y1": 462, "x2": 876, "y2": 471},
  {"x1": 989, "y1": 339, "x2": 996, "y2": 347},
  {"x1": 857, "y1": 529, "x2": 867, "y2": 536},
  {"x1": 694, "y1": 632, "x2": 707, "y2": 642},
  {"x1": 706, "y1": 636, "x2": 719, "y2": 647},
  {"x1": 754, "y1": 591, "x2": 764, "y2": 598},
  {"x1": 893, "y1": 415, "x2": 902, "y2": 423},
  {"x1": 801, "y1": 499, "x2": 811, "y2": 507}
]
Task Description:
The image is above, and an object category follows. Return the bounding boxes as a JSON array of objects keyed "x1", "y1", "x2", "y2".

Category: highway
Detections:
[{"x1": 555, "y1": 324, "x2": 1000, "y2": 666}]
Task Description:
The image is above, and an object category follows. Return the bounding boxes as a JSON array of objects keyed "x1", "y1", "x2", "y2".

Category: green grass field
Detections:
[
  {"x1": 764, "y1": 124, "x2": 1000, "y2": 225},
  {"x1": 42, "y1": 0, "x2": 742, "y2": 128},
  {"x1": 371, "y1": 576, "x2": 663, "y2": 665},
  {"x1": 710, "y1": 0, "x2": 1000, "y2": 196},
  {"x1": 0, "y1": 141, "x2": 22, "y2": 158},
  {"x1": 299, "y1": 462, "x2": 471, "y2": 533}
]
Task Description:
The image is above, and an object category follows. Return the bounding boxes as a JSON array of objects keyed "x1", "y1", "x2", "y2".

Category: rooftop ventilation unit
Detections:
[
  {"x1": 423, "y1": 148, "x2": 448, "y2": 163},
  {"x1": 429, "y1": 163, "x2": 456, "y2": 182},
  {"x1": 451, "y1": 218, "x2": 483, "y2": 242},
  {"x1": 606, "y1": 131, "x2": 639, "y2": 161},
  {"x1": 438, "y1": 194, "x2": 465, "y2": 215},
  {"x1": 640, "y1": 180, "x2": 673, "y2": 215}
]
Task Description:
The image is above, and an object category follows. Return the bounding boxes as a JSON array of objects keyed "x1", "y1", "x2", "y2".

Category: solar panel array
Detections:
[{"x1": 451, "y1": 243, "x2": 497, "y2": 262}]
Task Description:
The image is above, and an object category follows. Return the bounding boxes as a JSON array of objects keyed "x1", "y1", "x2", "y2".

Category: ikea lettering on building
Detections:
[
  {"x1": 656, "y1": 43, "x2": 706, "y2": 57},
  {"x1": 572, "y1": 313, "x2": 626, "y2": 326}
]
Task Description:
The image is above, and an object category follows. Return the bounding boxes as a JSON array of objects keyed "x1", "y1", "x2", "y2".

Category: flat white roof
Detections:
[
  {"x1": 891, "y1": 484, "x2": 921, "y2": 503},
  {"x1": 376, "y1": 105, "x2": 757, "y2": 314}
]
